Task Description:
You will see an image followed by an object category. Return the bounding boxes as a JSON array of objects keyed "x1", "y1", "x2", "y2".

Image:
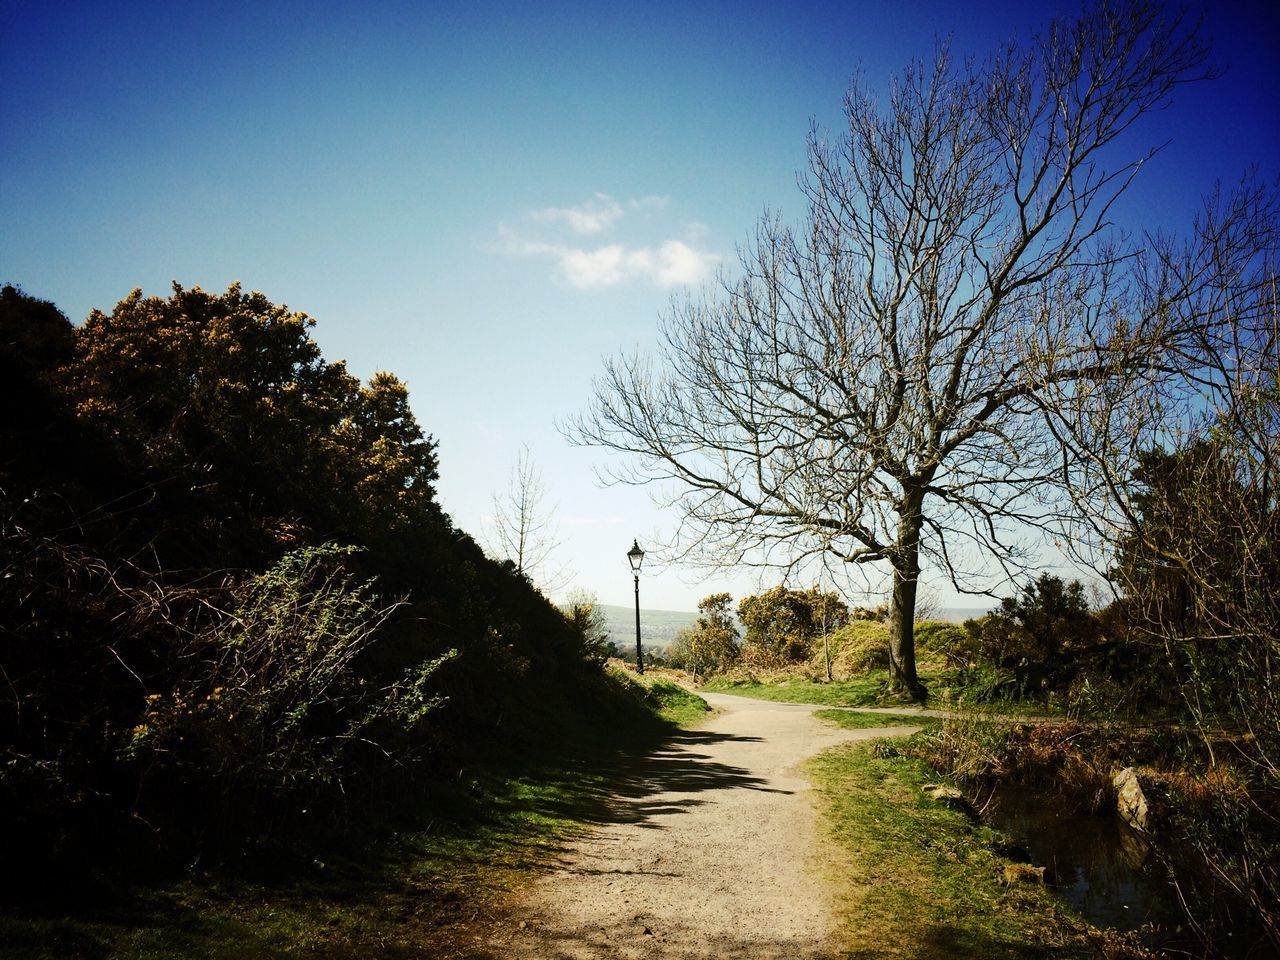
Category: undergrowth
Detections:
[{"x1": 0, "y1": 664, "x2": 709, "y2": 959}]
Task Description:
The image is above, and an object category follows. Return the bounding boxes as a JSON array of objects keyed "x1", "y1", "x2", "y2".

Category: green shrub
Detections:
[
  {"x1": 128, "y1": 545, "x2": 453, "y2": 832},
  {"x1": 912, "y1": 620, "x2": 973, "y2": 667},
  {"x1": 949, "y1": 664, "x2": 1024, "y2": 703},
  {"x1": 738, "y1": 586, "x2": 849, "y2": 663},
  {"x1": 562, "y1": 592, "x2": 613, "y2": 666},
  {"x1": 961, "y1": 612, "x2": 1028, "y2": 667}
]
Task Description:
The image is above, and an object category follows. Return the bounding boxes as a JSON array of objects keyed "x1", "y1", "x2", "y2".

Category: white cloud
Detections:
[
  {"x1": 530, "y1": 193, "x2": 623, "y2": 235},
  {"x1": 497, "y1": 195, "x2": 720, "y2": 289},
  {"x1": 548, "y1": 241, "x2": 716, "y2": 289},
  {"x1": 629, "y1": 195, "x2": 670, "y2": 212},
  {"x1": 561, "y1": 244, "x2": 626, "y2": 287},
  {"x1": 654, "y1": 240, "x2": 713, "y2": 285}
]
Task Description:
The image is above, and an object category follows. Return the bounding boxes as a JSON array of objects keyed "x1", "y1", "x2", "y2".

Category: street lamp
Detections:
[{"x1": 627, "y1": 539, "x2": 645, "y2": 674}]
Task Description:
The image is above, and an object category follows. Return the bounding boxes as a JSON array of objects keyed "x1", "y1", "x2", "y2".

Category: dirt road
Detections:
[{"x1": 476, "y1": 692, "x2": 920, "y2": 959}]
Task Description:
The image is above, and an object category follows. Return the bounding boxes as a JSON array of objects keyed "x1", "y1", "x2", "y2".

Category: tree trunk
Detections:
[{"x1": 887, "y1": 499, "x2": 928, "y2": 702}]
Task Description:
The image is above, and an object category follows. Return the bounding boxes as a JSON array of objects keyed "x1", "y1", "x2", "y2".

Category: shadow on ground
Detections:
[
  {"x1": 0, "y1": 718, "x2": 791, "y2": 959},
  {"x1": 573, "y1": 728, "x2": 789, "y2": 830}
]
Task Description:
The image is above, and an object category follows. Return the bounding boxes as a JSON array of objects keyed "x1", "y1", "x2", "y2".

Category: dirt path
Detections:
[{"x1": 475, "y1": 692, "x2": 920, "y2": 959}]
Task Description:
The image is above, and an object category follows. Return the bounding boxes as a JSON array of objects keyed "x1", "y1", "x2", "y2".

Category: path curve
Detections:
[{"x1": 476, "y1": 691, "x2": 920, "y2": 959}]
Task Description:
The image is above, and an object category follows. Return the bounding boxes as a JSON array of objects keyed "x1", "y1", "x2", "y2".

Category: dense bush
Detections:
[
  {"x1": 680, "y1": 592, "x2": 740, "y2": 677},
  {"x1": 561, "y1": 592, "x2": 615, "y2": 666},
  {"x1": 911, "y1": 620, "x2": 970, "y2": 667},
  {"x1": 738, "y1": 586, "x2": 848, "y2": 664},
  {"x1": 957, "y1": 576, "x2": 1104, "y2": 700},
  {"x1": 1110, "y1": 427, "x2": 1280, "y2": 944},
  {"x1": 0, "y1": 284, "x2": 609, "y2": 875},
  {"x1": 124, "y1": 546, "x2": 452, "y2": 831}
]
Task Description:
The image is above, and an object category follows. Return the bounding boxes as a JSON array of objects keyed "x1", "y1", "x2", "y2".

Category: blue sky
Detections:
[{"x1": 3, "y1": 0, "x2": 1277, "y2": 611}]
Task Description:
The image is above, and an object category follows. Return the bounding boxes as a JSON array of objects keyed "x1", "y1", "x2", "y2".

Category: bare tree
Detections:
[
  {"x1": 484, "y1": 445, "x2": 569, "y2": 595},
  {"x1": 567, "y1": 1, "x2": 1249, "y2": 700}
]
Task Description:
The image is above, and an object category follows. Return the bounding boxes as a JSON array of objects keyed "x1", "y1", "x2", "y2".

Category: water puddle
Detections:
[{"x1": 983, "y1": 786, "x2": 1267, "y2": 958}]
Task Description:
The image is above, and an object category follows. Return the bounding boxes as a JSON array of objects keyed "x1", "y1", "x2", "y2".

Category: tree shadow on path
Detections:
[{"x1": 571, "y1": 726, "x2": 791, "y2": 831}]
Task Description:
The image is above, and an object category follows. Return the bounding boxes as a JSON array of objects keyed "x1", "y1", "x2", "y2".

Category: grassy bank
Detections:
[
  {"x1": 806, "y1": 728, "x2": 1087, "y2": 959},
  {"x1": 705, "y1": 672, "x2": 891, "y2": 706},
  {"x1": 704, "y1": 670, "x2": 1052, "y2": 716},
  {"x1": 814, "y1": 708, "x2": 941, "y2": 731},
  {"x1": 0, "y1": 666, "x2": 709, "y2": 960}
]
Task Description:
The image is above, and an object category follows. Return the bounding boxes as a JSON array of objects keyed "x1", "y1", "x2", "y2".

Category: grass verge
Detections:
[
  {"x1": 807, "y1": 735, "x2": 1088, "y2": 960},
  {"x1": 0, "y1": 665, "x2": 710, "y2": 960},
  {"x1": 704, "y1": 670, "x2": 1053, "y2": 716},
  {"x1": 813, "y1": 708, "x2": 941, "y2": 731},
  {"x1": 704, "y1": 673, "x2": 890, "y2": 706}
]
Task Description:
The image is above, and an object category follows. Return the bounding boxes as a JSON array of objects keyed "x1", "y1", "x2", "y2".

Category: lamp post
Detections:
[{"x1": 627, "y1": 539, "x2": 645, "y2": 675}]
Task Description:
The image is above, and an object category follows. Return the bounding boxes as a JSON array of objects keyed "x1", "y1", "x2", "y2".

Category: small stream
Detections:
[{"x1": 983, "y1": 786, "x2": 1268, "y2": 958}]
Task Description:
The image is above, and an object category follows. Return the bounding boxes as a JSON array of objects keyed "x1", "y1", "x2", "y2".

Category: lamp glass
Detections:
[{"x1": 627, "y1": 540, "x2": 644, "y2": 573}]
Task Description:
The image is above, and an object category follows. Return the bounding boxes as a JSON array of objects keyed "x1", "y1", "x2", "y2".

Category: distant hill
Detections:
[{"x1": 597, "y1": 604, "x2": 696, "y2": 653}]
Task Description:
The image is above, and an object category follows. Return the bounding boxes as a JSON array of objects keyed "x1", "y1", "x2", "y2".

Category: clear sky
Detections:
[{"x1": 3, "y1": 0, "x2": 1277, "y2": 611}]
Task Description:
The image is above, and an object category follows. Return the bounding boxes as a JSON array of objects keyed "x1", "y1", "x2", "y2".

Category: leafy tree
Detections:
[
  {"x1": 960, "y1": 612, "x2": 1024, "y2": 668},
  {"x1": 0, "y1": 284, "x2": 75, "y2": 372},
  {"x1": 959, "y1": 574, "x2": 1101, "y2": 696},
  {"x1": 0, "y1": 285, "x2": 104, "y2": 494},
  {"x1": 665, "y1": 628, "x2": 695, "y2": 671},
  {"x1": 1108, "y1": 398, "x2": 1280, "y2": 946},
  {"x1": 567, "y1": 2, "x2": 1260, "y2": 699},
  {"x1": 685, "y1": 592, "x2": 740, "y2": 678},
  {"x1": 1109, "y1": 444, "x2": 1271, "y2": 644},
  {"x1": 1, "y1": 281, "x2": 617, "y2": 876},
  {"x1": 738, "y1": 586, "x2": 849, "y2": 663},
  {"x1": 1112, "y1": 437, "x2": 1279, "y2": 725},
  {"x1": 999, "y1": 574, "x2": 1098, "y2": 665},
  {"x1": 64, "y1": 283, "x2": 440, "y2": 541},
  {"x1": 340, "y1": 370, "x2": 442, "y2": 531},
  {"x1": 562, "y1": 590, "x2": 612, "y2": 666}
]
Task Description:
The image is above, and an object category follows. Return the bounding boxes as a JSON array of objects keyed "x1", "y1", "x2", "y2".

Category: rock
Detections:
[
  {"x1": 922, "y1": 783, "x2": 964, "y2": 802},
  {"x1": 922, "y1": 783, "x2": 977, "y2": 820},
  {"x1": 1113, "y1": 766, "x2": 1151, "y2": 831}
]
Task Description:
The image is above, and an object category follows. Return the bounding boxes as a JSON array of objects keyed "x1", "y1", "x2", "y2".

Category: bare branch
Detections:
[{"x1": 565, "y1": 1, "x2": 1237, "y2": 700}]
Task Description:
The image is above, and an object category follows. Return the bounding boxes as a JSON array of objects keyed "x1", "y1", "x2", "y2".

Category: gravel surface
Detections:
[{"x1": 474, "y1": 691, "x2": 921, "y2": 959}]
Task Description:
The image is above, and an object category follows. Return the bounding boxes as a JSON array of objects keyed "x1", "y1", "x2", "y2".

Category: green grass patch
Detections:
[
  {"x1": 704, "y1": 668, "x2": 1055, "y2": 717},
  {"x1": 0, "y1": 667, "x2": 710, "y2": 959},
  {"x1": 648, "y1": 678, "x2": 713, "y2": 726},
  {"x1": 704, "y1": 671, "x2": 891, "y2": 706},
  {"x1": 612, "y1": 666, "x2": 713, "y2": 727},
  {"x1": 814, "y1": 708, "x2": 941, "y2": 731},
  {"x1": 807, "y1": 737, "x2": 1087, "y2": 959}
]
